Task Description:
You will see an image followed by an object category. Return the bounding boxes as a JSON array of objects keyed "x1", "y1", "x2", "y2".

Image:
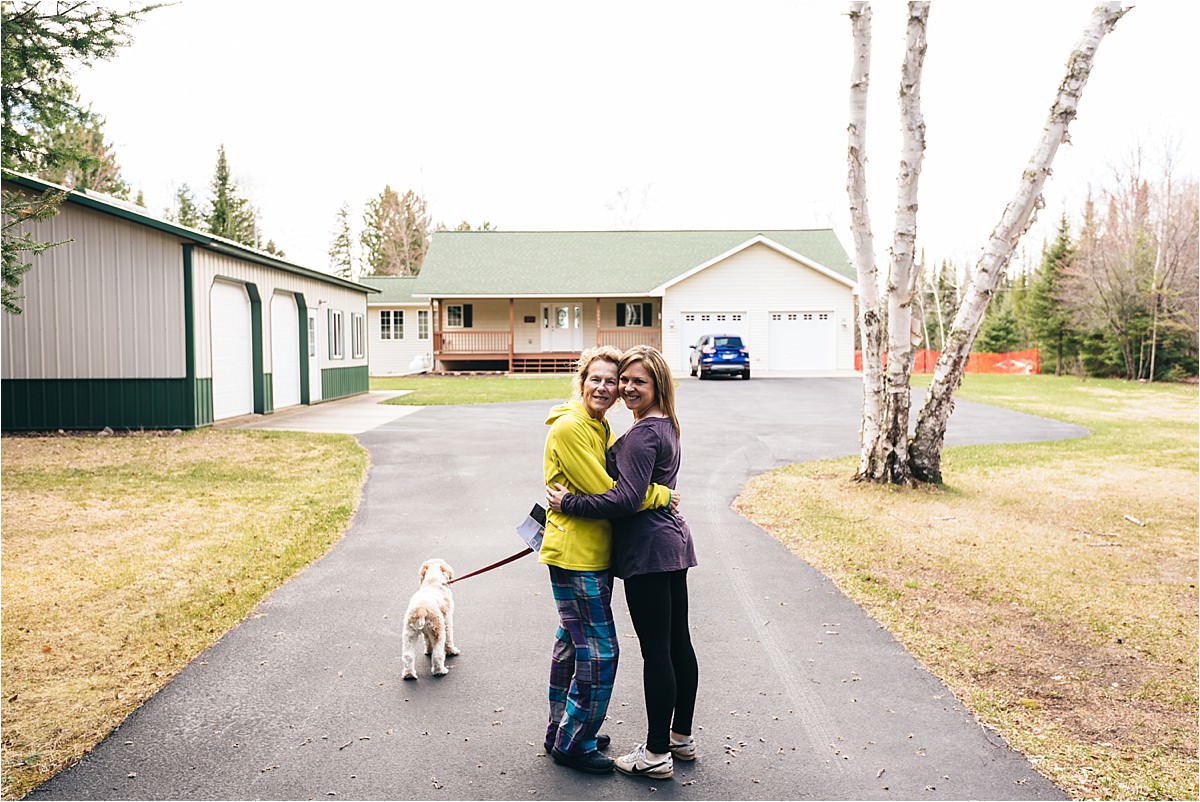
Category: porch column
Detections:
[
  {"x1": 595, "y1": 299, "x2": 602, "y2": 347},
  {"x1": 433, "y1": 299, "x2": 442, "y2": 374},
  {"x1": 508, "y1": 298, "x2": 515, "y2": 372}
]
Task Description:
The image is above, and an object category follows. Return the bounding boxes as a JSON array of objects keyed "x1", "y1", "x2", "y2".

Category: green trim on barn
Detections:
[
  {"x1": 194, "y1": 378, "x2": 213, "y2": 427},
  {"x1": 1, "y1": 378, "x2": 199, "y2": 431},
  {"x1": 182, "y1": 245, "x2": 213, "y2": 427},
  {"x1": 296, "y1": 293, "x2": 310, "y2": 405},
  {"x1": 321, "y1": 365, "x2": 369, "y2": 401},
  {"x1": 244, "y1": 282, "x2": 267, "y2": 414},
  {"x1": 263, "y1": 373, "x2": 274, "y2": 414}
]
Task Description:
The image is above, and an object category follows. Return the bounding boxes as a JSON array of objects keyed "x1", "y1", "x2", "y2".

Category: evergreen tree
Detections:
[
  {"x1": 328, "y1": 203, "x2": 355, "y2": 279},
  {"x1": 1, "y1": 1, "x2": 161, "y2": 173},
  {"x1": 976, "y1": 298, "x2": 1022, "y2": 353},
  {"x1": 36, "y1": 98, "x2": 129, "y2": 197},
  {"x1": 166, "y1": 183, "x2": 202, "y2": 229},
  {"x1": 204, "y1": 144, "x2": 256, "y2": 246},
  {"x1": 1, "y1": 187, "x2": 67, "y2": 313},
  {"x1": 1026, "y1": 213, "x2": 1079, "y2": 374}
]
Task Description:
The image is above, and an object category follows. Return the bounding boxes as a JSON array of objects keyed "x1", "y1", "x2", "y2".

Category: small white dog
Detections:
[{"x1": 401, "y1": 558, "x2": 460, "y2": 680}]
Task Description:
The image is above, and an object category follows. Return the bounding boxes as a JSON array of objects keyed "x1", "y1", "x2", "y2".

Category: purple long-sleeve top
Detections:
[{"x1": 560, "y1": 415, "x2": 697, "y2": 580}]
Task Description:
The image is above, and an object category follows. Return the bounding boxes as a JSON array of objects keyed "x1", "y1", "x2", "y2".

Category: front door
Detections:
[{"x1": 540, "y1": 304, "x2": 583, "y2": 352}]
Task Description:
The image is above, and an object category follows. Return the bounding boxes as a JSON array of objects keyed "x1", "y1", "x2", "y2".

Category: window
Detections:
[
  {"x1": 329, "y1": 309, "x2": 344, "y2": 359},
  {"x1": 308, "y1": 314, "x2": 317, "y2": 357},
  {"x1": 352, "y1": 313, "x2": 365, "y2": 359},
  {"x1": 446, "y1": 303, "x2": 473, "y2": 328},
  {"x1": 418, "y1": 309, "x2": 429, "y2": 340},
  {"x1": 380, "y1": 309, "x2": 404, "y2": 340},
  {"x1": 617, "y1": 302, "x2": 653, "y2": 328}
]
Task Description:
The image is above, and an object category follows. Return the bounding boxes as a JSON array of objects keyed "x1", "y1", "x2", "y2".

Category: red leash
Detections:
[
  {"x1": 448, "y1": 547, "x2": 533, "y2": 584},
  {"x1": 448, "y1": 504, "x2": 546, "y2": 585}
]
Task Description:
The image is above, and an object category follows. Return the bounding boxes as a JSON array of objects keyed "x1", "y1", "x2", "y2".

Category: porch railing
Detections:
[
  {"x1": 435, "y1": 330, "x2": 511, "y2": 353},
  {"x1": 597, "y1": 329, "x2": 662, "y2": 352},
  {"x1": 433, "y1": 328, "x2": 662, "y2": 356}
]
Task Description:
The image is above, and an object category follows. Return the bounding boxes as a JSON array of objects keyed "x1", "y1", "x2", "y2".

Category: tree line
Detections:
[{"x1": 914, "y1": 147, "x2": 1198, "y2": 383}]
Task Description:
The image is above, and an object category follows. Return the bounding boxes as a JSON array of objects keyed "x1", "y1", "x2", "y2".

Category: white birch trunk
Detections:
[
  {"x1": 909, "y1": 1, "x2": 1129, "y2": 483},
  {"x1": 846, "y1": 2, "x2": 886, "y2": 480},
  {"x1": 877, "y1": 1, "x2": 928, "y2": 485}
]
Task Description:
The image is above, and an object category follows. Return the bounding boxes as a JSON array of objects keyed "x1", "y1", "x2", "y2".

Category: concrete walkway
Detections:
[{"x1": 32, "y1": 377, "x2": 1083, "y2": 800}]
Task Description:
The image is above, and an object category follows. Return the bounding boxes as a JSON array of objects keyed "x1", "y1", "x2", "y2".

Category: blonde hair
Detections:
[
  {"x1": 619, "y1": 345, "x2": 680, "y2": 436},
  {"x1": 573, "y1": 345, "x2": 623, "y2": 399}
]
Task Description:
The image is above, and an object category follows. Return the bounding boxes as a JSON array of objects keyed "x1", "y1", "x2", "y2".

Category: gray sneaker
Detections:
[
  {"x1": 614, "y1": 744, "x2": 673, "y2": 779},
  {"x1": 669, "y1": 736, "x2": 696, "y2": 761}
]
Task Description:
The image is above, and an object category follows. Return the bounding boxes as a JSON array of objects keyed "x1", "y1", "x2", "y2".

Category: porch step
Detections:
[{"x1": 511, "y1": 355, "x2": 579, "y2": 374}]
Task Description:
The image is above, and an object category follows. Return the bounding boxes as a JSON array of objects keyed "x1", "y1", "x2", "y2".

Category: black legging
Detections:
[{"x1": 622, "y1": 569, "x2": 698, "y2": 755}]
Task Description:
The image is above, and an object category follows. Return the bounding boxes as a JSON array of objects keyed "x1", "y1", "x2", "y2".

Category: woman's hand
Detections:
[
  {"x1": 546, "y1": 482, "x2": 570, "y2": 512},
  {"x1": 669, "y1": 488, "x2": 681, "y2": 512}
]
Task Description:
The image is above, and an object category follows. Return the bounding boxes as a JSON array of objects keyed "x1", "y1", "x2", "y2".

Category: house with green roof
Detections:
[
  {"x1": 409, "y1": 229, "x2": 858, "y2": 375},
  {"x1": 1, "y1": 171, "x2": 375, "y2": 431},
  {"x1": 356, "y1": 276, "x2": 431, "y2": 375}
]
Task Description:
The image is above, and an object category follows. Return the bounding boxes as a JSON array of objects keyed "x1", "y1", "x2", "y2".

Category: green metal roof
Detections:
[
  {"x1": 412, "y1": 230, "x2": 853, "y2": 297},
  {"x1": 2, "y1": 170, "x2": 375, "y2": 295},
  {"x1": 357, "y1": 275, "x2": 422, "y2": 304}
]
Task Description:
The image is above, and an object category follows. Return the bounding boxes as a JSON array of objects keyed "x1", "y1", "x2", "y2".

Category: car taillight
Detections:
[
  {"x1": 739, "y1": 347, "x2": 748, "y2": 354},
  {"x1": 702, "y1": 345, "x2": 715, "y2": 354}
]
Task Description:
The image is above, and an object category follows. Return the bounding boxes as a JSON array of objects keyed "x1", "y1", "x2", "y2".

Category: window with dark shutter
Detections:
[{"x1": 616, "y1": 303, "x2": 626, "y2": 327}]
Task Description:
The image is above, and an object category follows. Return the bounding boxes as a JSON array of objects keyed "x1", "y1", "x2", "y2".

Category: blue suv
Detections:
[{"x1": 689, "y1": 334, "x2": 750, "y2": 380}]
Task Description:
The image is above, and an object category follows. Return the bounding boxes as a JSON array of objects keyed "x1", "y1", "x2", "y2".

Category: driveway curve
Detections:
[{"x1": 31, "y1": 377, "x2": 1084, "y2": 801}]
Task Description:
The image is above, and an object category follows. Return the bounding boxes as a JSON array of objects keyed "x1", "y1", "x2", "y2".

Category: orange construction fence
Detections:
[{"x1": 854, "y1": 348, "x2": 1040, "y2": 375}]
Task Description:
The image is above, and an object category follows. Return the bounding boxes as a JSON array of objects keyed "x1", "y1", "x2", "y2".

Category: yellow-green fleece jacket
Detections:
[{"x1": 539, "y1": 400, "x2": 670, "y2": 571}]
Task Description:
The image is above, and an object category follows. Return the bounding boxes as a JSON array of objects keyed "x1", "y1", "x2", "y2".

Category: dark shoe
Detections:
[
  {"x1": 551, "y1": 748, "x2": 615, "y2": 774},
  {"x1": 544, "y1": 733, "x2": 610, "y2": 752}
]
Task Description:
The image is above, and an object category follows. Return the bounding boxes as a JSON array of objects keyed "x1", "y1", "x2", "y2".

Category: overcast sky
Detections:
[{"x1": 72, "y1": 1, "x2": 1196, "y2": 274}]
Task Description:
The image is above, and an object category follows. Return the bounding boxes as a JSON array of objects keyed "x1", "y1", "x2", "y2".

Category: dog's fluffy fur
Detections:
[{"x1": 401, "y1": 559, "x2": 459, "y2": 680}]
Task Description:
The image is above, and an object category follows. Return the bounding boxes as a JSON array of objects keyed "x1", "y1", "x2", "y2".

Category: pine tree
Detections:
[
  {"x1": 36, "y1": 98, "x2": 129, "y2": 197},
  {"x1": 1026, "y1": 214, "x2": 1078, "y2": 374},
  {"x1": 1, "y1": 2, "x2": 161, "y2": 173},
  {"x1": 204, "y1": 144, "x2": 256, "y2": 246},
  {"x1": 167, "y1": 183, "x2": 202, "y2": 229},
  {"x1": 328, "y1": 203, "x2": 355, "y2": 279}
]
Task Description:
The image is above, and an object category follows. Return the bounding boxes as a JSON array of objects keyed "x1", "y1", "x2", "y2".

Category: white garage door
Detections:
[
  {"x1": 271, "y1": 293, "x2": 301, "y2": 409},
  {"x1": 679, "y1": 311, "x2": 748, "y2": 367},
  {"x1": 210, "y1": 281, "x2": 254, "y2": 420},
  {"x1": 768, "y1": 311, "x2": 836, "y2": 371}
]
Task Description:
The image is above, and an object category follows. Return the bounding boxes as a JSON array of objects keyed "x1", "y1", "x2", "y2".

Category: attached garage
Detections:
[
  {"x1": 270, "y1": 292, "x2": 302, "y2": 409},
  {"x1": 767, "y1": 311, "x2": 837, "y2": 371},
  {"x1": 678, "y1": 311, "x2": 747, "y2": 368}
]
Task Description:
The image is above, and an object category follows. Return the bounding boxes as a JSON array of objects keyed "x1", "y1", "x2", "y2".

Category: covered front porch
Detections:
[{"x1": 430, "y1": 297, "x2": 662, "y2": 374}]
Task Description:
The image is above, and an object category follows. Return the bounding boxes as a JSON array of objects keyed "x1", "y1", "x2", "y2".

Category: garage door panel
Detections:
[
  {"x1": 768, "y1": 311, "x2": 835, "y2": 371},
  {"x1": 679, "y1": 311, "x2": 748, "y2": 367},
  {"x1": 211, "y1": 281, "x2": 253, "y2": 420},
  {"x1": 271, "y1": 294, "x2": 301, "y2": 409}
]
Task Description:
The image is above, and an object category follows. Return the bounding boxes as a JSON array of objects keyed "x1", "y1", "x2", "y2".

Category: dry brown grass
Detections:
[
  {"x1": 734, "y1": 377, "x2": 1198, "y2": 801},
  {"x1": 0, "y1": 429, "x2": 367, "y2": 800}
]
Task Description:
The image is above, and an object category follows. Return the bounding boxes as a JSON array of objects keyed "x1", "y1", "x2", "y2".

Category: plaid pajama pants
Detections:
[{"x1": 545, "y1": 566, "x2": 619, "y2": 755}]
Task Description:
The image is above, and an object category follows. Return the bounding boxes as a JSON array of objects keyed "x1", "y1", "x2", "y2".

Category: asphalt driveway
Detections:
[{"x1": 31, "y1": 377, "x2": 1085, "y2": 800}]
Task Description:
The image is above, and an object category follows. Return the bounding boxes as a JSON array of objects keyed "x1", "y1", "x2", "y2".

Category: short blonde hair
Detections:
[{"x1": 573, "y1": 345, "x2": 623, "y2": 399}]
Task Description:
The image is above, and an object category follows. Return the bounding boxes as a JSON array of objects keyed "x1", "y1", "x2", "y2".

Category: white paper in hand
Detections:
[{"x1": 516, "y1": 503, "x2": 546, "y2": 551}]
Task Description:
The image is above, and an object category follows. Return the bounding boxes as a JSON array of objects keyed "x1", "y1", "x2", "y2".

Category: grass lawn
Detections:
[
  {"x1": 734, "y1": 374, "x2": 1199, "y2": 800},
  {"x1": 0, "y1": 429, "x2": 367, "y2": 800},
  {"x1": 371, "y1": 374, "x2": 573, "y2": 405}
]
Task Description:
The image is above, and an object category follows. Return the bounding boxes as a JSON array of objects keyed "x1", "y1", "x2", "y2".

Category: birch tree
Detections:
[{"x1": 848, "y1": 1, "x2": 1129, "y2": 485}]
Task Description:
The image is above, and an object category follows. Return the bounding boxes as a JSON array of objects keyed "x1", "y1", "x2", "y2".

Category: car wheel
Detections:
[
  {"x1": 742, "y1": 369, "x2": 750, "y2": 380},
  {"x1": 690, "y1": 363, "x2": 697, "y2": 377},
  {"x1": 698, "y1": 368, "x2": 707, "y2": 380}
]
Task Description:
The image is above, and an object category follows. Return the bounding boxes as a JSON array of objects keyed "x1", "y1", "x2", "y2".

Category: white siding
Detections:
[
  {"x1": 368, "y1": 304, "x2": 432, "y2": 375},
  {"x1": 1, "y1": 201, "x2": 186, "y2": 379},
  {"x1": 661, "y1": 242, "x2": 855, "y2": 374},
  {"x1": 190, "y1": 249, "x2": 369, "y2": 383}
]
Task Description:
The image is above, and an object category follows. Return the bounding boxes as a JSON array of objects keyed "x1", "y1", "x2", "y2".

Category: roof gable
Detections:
[{"x1": 413, "y1": 230, "x2": 854, "y2": 297}]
